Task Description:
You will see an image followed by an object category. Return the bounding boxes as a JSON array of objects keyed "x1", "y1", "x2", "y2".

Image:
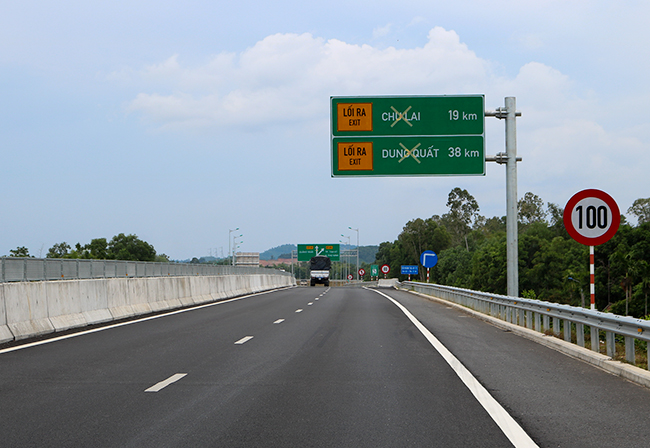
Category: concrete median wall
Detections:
[{"x1": 0, "y1": 273, "x2": 294, "y2": 343}]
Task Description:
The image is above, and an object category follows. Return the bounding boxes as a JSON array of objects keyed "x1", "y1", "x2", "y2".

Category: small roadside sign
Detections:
[
  {"x1": 358, "y1": 268, "x2": 366, "y2": 277},
  {"x1": 370, "y1": 265, "x2": 379, "y2": 277},
  {"x1": 381, "y1": 264, "x2": 390, "y2": 274},
  {"x1": 420, "y1": 251, "x2": 438, "y2": 268},
  {"x1": 401, "y1": 265, "x2": 419, "y2": 275},
  {"x1": 563, "y1": 189, "x2": 620, "y2": 246}
]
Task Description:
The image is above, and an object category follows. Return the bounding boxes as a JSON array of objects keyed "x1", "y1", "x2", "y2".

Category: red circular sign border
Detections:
[
  {"x1": 563, "y1": 189, "x2": 620, "y2": 246},
  {"x1": 380, "y1": 264, "x2": 390, "y2": 274}
]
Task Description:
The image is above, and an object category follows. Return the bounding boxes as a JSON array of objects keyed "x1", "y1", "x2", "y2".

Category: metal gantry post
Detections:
[
  {"x1": 505, "y1": 97, "x2": 519, "y2": 297},
  {"x1": 486, "y1": 97, "x2": 521, "y2": 298}
]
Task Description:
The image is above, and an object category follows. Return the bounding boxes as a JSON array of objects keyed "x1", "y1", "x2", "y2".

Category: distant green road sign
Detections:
[
  {"x1": 331, "y1": 95, "x2": 485, "y2": 177},
  {"x1": 297, "y1": 244, "x2": 340, "y2": 261}
]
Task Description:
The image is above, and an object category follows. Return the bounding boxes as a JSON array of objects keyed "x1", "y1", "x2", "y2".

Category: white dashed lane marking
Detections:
[
  {"x1": 234, "y1": 336, "x2": 254, "y2": 345},
  {"x1": 145, "y1": 373, "x2": 187, "y2": 393}
]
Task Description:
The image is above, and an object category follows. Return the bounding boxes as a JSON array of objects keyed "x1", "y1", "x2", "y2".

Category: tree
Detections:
[
  {"x1": 627, "y1": 198, "x2": 650, "y2": 226},
  {"x1": 9, "y1": 246, "x2": 31, "y2": 257},
  {"x1": 107, "y1": 234, "x2": 156, "y2": 261},
  {"x1": 155, "y1": 253, "x2": 171, "y2": 262},
  {"x1": 518, "y1": 192, "x2": 547, "y2": 226},
  {"x1": 397, "y1": 217, "x2": 451, "y2": 280},
  {"x1": 546, "y1": 202, "x2": 568, "y2": 238},
  {"x1": 47, "y1": 242, "x2": 71, "y2": 258},
  {"x1": 443, "y1": 187, "x2": 481, "y2": 251},
  {"x1": 83, "y1": 238, "x2": 109, "y2": 259}
]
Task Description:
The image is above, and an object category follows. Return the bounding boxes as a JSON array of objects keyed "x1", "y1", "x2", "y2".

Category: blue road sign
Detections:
[
  {"x1": 420, "y1": 250, "x2": 438, "y2": 268},
  {"x1": 401, "y1": 265, "x2": 419, "y2": 275}
]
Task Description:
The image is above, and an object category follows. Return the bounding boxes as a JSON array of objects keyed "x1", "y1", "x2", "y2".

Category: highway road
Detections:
[{"x1": 2, "y1": 285, "x2": 650, "y2": 447}]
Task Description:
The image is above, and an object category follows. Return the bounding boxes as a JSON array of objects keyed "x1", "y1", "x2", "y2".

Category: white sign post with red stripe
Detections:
[{"x1": 563, "y1": 189, "x2": 620, "y2": 310}]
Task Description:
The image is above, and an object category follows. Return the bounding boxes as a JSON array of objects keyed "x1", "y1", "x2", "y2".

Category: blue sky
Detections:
[{"x1": 2, "y1": 1, "x2": 649, "y2": 259}]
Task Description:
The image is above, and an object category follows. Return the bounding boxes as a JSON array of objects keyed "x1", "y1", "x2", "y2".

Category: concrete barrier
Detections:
[
  {"x1": 0, "y1": 273, "x2": 294, "y2": 342},
  {"x1": 377, "y1": 278, "x2": 398, "y2": 288},
  {"x1": 0, "y1": 283, "x2": 13, "y2": 343}
]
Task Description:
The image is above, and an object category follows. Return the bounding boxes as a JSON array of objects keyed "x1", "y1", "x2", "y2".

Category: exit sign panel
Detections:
[
  {"x1": 332, "y1": 136, "x2": 485, "y2": 176},
  {"x1": 332, "y1": 95, "x2": 484, "y2": 137}
]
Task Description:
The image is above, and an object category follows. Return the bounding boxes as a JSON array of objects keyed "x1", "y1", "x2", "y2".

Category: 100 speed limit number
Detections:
[{"x1": 563, "y1": 189, "x2": 620, "y2": 246}]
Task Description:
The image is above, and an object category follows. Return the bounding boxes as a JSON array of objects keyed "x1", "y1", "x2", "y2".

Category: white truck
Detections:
[{"x1": 309, "y1": 256, "x2": 331, "y2": 287}]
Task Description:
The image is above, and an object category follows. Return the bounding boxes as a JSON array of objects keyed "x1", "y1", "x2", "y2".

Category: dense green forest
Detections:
[{"x1": 374, "y1": 188, "x2": 650, "y2": 319}]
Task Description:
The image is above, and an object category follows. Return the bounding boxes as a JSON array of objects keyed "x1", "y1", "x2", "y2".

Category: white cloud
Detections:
[{"x1": 125, "y1": 27, "x2": 490, "y2": 129}]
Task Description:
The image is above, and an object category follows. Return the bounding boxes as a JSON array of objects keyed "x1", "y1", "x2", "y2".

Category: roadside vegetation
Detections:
[
  {"x1": 374, "y1": 188, "x2": 650, "y2": 319},
  {"x1": 6, "y1": 234, "x2": 169, "y2": 263}
]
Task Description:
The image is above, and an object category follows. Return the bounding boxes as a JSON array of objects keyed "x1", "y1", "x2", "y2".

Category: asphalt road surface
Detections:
[{"x1": 2, "y1": 285, "x2": 650, "y2": 447}]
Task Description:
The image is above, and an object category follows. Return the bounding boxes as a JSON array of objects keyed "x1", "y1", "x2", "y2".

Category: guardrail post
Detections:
[
  {"x1": 625, "y1": 337, "x2": 635, "y2": 365},
  {"x1": 535, "y1": 312, "x2": 541, "y2": 332},
  {"x1": 591, "y1": 327, "x2": 600, "y2": 353},
  {"x1": 576, "y1": 323, "x2": 585, "y2": 347},
  {"x1": 564, "y1": 321, "x2": 572, "y2": 342},
  {"x1": 543, "y1": 314, "x2": 550, "y2": 332},
  {"x1": 553, "y1": 317, "x2": 560, "y2": 336},
  {"x1": 606, "y1": 331, "x2": 615, "y2": 358}
]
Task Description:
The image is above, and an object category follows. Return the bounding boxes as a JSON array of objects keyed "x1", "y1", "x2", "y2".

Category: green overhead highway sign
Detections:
[
  {"x1": 333, "y1": 135, "x2": 484, "y2": 176},
  {"x1": 331, "y1": 95, "x2": 485, "y2": 177},
  {"x1": 297, "y1": 244, "x2": 340, "y2": 261}
]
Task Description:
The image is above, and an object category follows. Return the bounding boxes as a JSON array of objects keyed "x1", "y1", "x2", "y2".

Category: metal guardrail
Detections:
[
  {"x1": 402, "y1": 281, "x2": 650, "y2": 369},
  {"x1": 0, "y1": 257, "x2": 293, "y2": 282}
]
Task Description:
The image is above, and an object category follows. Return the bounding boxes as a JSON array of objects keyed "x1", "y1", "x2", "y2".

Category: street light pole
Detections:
[
  {"x1": 341, "y1": 234, "x2": 350, "y2": 281},
  {"x1": 349, "y1": 227, "x2": 359, "y2": 280},
  {"x1": 229, "y1": 228, "x2": 239, "y2": 265},
  {"x1": 232, "y1": 233, "x2": 243, "y2": 266}
]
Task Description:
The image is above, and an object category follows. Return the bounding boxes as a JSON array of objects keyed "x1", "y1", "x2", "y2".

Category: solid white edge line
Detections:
[
  {"x1": 0, "y1": 287, "x2": 294, "y2": 355},
  {"x1": 145, "y1": 373, "x2": 187, "y2": 393},
  {"x1": 234, "y1": 336, "x2": 254, "y2": 345},
  {"x1": 369, "y1": 288, "x2": 539, "y2": 448}
]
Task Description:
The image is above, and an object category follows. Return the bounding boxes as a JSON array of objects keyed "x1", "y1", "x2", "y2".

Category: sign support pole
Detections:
[
  {"x1": 487, "y1": 97, "x2": 521, "y2": 297},
  {"x1": 590, "y1": 246, "x2": 595, "y2": 310},
  {"x1": 505, "y1": 97, "x2": 519, "y2": 298}
]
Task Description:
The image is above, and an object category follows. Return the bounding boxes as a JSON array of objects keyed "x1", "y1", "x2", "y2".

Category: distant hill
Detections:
[
  {"x1": 359, "y1": 245, "x2": 379, "y2": 264},
  {"x1": 260, "y1": 244, "x2": 296, "y2": 260}
]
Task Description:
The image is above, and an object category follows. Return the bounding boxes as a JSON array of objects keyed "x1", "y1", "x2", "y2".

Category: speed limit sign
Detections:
[{"x1": 564, "y1": 189, "x2": 620, "y2": 246}]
